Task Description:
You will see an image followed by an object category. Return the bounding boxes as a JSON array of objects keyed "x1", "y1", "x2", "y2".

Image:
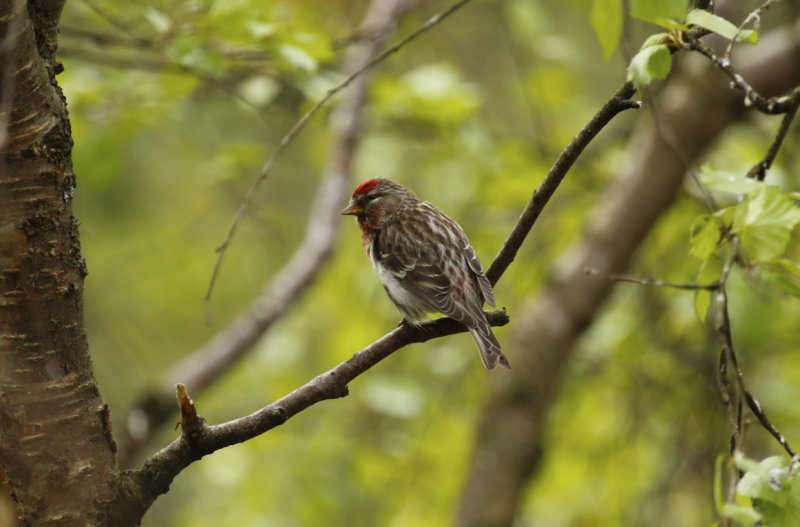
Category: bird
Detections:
[{"x1": 341, "y1": 178, "x2": 510, "y2": 370}]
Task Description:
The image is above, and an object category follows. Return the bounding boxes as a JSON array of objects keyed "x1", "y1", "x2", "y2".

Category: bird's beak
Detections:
[{"x1": 340, "y1": 200, "x2": 364, "y2": 216}]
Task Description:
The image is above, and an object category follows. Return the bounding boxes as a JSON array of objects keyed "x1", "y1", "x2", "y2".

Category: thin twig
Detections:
[
  {"x1": 717, "y1": 346, "x2": 738, "y2": 454},
  {"x1": 128, "y1": 79, "x2": 639, "y2": 502},
  {"x1": 584, "y1": 267, "x2": 719, "y2": 290},
  {"x1": 79, "y1": 0, "x2": 151, "y2": 45},
  {"x1": 60, "y1": 25, "x2": 149, "y2": 49},
  {"x1": 127, "y1": 311, "x2": 510, "y2": 510},
  {"x1": 59, "y1": 46, "x2": 277, "y2": 119},
  {"x1": 486, "y1": 82, "x2": 641, "y2": 284},
  {"x1": 748, "y1": 87, "x2": 800, "y2": 180},
  {"x1": 716, "y1": 281, "x2": 743, "y2": 456},
  {"x1": 683, "y1": 35, "x2": 800, "y2": 115},
  {"x1": 723, "y1": 0, "x2": 779, "y2": 60},
  {"x1": 640, "y1": 89, "x2": 718, "y2": 212},
  {"x1": 205, "y1": 0, "x2": 476, "y2": 316},
  {"x1": 743, "y1": 391, "x2": 797, "y2": 458},
  {"x1": 116, "y1": 0, "x2": 414, "y2": 465},
  {"x1": 714, "y1": 240, "x2": 797, "y2": 459}
]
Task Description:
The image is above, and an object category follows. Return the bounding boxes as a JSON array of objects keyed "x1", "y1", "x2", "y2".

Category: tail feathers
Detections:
[{"x1": 469, "y1": 324, "x2": 511, "y2": 370}]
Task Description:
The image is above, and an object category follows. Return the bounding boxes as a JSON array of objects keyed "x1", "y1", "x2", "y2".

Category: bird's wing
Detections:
[
  {"x1": 379, "y1": 219, "x2": 485, "y2": 328},
  {"x1": 426, "y1": 206, "x2": 496, "y2": 308},
  {"x1": 457, "y1": 231, "x2": 495, "y2": 308}
]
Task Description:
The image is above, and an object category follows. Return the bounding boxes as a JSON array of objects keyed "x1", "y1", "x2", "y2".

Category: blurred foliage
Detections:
[{"x1": 57, "y1": 0, "x2": 800, "y2": 525}]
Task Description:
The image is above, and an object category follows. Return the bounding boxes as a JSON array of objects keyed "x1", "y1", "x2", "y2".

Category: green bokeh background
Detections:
[{"x1": 57, "y1": 0, "x2": 800, "y2": 525}]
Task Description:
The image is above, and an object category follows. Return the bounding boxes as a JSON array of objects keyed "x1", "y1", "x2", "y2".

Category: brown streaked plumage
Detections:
[{"x1": 342, "y1": 178, "x2": 510, "y2": 370}]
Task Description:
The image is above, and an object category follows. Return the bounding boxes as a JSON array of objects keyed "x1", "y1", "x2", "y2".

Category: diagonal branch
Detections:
[
  {"x1": 715, "y1": 242, "x2": 796, "y2": 459},
  {"x1": 453, "y1": 25, "x2": 800, "y2": 526},
  {"x1": 747, "y1": 87, "x2": 800, "y2": 180},
  {"x1": 124, "y1": 80, "x2": 640, "y2": 506},
  {"x1": 116, "y1": 0, "x2": 414, "y2": 465},
  {"x1": 487, "y1": 82, "x2": 640, "y2": 284},
  {"x1": 583, "y1": 267, "x2": 719, "y2": 290},
  {"x1": 125, "y1": 312, "x2": 511, "y2": 515},
  {"x1": 684, "y1": 33, "x2": 800, "y2": 115}
]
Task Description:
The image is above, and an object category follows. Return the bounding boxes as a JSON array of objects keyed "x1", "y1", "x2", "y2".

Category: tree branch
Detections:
[
  {"x1": 583, "y1": 267, "x2": 720, "y2": 290},
  {"x1": 126, "y1": 310, "x2": 511, "y2": 513},
  {"x1": 1, "y1": 0, "x2": 121, "y2": 523},
  {"x1": 747, "y1": 87, "x2": 800, "y2": 180},
  {"x1": 587, "y1": 249, "x2": 797, "y2": 460},
  {"x1": 683, "y1": 30, "x2": 800, "y2": 115},
  {"x1": 116, "y1": 0, "x2": 415, "y2": 465},
  {"x1": 125, "y1": 74, "x2": 638, "y2": 509},
  {"x1": 714, "y1": 242, "x2": 797, "y2": 460},
  {"x1": 453, "y1": 24, "x2": 800, "y2": 526},
  {"x1": 486, "y1": 82, "x2": 640, "y2": 284}
]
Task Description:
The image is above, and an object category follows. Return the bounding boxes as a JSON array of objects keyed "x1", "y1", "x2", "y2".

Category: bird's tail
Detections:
[{"x1": 469, "y1": 324, "x2": 511, "y2": 370}]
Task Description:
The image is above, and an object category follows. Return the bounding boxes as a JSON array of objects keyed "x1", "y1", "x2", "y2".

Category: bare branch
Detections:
[
  {"x1": 77, "y1": 0, "x2": 150, "y2": 45},
  {"x1": 584, "y1": 267, "x2": 719, "y2": 290},
  {"x1": 60, "y1": 25, "x2": 147, "y2": 48},
  {"x1": 715, "y1": 249, "x2": 743, "y2": 455},
  {"x1": 715, "y1": 242, "x2": 797, "y2": 459},
  {"x1": 486, "y1": 82, "x2": 640, "y2": 285},
  {"x1": 743, "y1": 390, "x2": 797, "y2": 459},
  {"x1": 683, "y1": 34, "x2": 800, "y2": 115},
  {"x1": 454, "y1": 29, "x2": 800, "y2": 525},
  {"x1": 723, "y1": 0, "x2": 779, "y2": 60},
  {"x1": 747, "y1": 87, "x2": 800, "y2": 180},
  {"x1": 127, "y1": 0, "x2": 800, "y2": 512},
  {"x1": 205, "y1": 0, "x2": 473, "y2": 311},
  {"x1": 117, "y1": 0, "x2": 414, "y2": 465},
  {"x1": 126, "y1": 311, "x2": 510, "y2": 512},
  {"x1": 126, "y1": 78, "x2": 637, "y2": 501}
]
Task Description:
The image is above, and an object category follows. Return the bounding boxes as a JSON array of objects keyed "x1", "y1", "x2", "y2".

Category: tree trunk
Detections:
[
  {"x1": 0, "y1": 1, "x2": 120, "y2": 524},
  {"x1": 452, "y1": 22, "x2": 800, "y2": 527}
]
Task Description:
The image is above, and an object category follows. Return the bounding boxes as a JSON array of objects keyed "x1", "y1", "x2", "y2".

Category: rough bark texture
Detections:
[
  {"x1": 0, "y1": 1, "x2": 120, "y2": 525},
  {"x1": 452, "y1": 23, "x2": 800, "y2": 527}
]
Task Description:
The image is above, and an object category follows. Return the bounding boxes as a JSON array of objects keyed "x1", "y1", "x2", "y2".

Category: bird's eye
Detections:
[{"x1": 365, "y1": 194, "x2": 378, "y2": 202}]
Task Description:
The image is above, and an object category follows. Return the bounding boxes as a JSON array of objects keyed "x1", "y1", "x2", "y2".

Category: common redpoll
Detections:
[{"x1": 341, "y1": 178, "x2": 510, "y2": 370}]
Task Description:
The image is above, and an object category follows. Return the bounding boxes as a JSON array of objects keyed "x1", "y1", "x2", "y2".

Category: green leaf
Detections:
[
  {"x1": 144, "y1": 8, "x2": 172, "y2": 33},
  {"x1": 715, "y1": 205, "x2": 736, "y2": 227},
  {"x1": 718, "y1": 503, "x2": 763, "y2": 526},
  {"x1": 279, "y1": 44, "x2": 317, "y2": 72},
  {"x1": 734, "y1": 453, "x2": 800, "y2": 527},
  {"x1": 714, "y1": 455, "x2": 725, "y2": 511},
  {"x1": 694, "y1": 289, "x2": 712, "y2": 323},
  {"x1": 700, "y1": 164, "x2": 759, "y2": 195},
  {"x1": 732, "y1": 185, "x2": 800, "y2": 262},
  {"x1": 627, "y1": 44, "x2": 672, "y2": 87},
  {"x1": 247, "y1": 21, "x2": 277, "y2": 40},
  {"x1": 591, "y1": 0, "x2": 624, "y2": 60},
  {"x1": 629, "y1": 0, "x2": 689, "y2": 29},
  {"x1": 686, "y1": 9, "x2": 758, "y2": 44},
  {"x1": 641, "y1": 32, "x2": 670, "y2": 48},
  {"x1": 694, "y1": 255, "x2": 722, "y2": 322},
  {"x1": 373, "y1": 63, "x2": 480, "y2": 127},
  {"x1": 737, "y1": 455, "x2": 792, "y2": 502},
  {"x1": 758, "y1": 497, "x2": 800, "y2": 527},
  {"x1": 761, "y1": 258, "x2": 800, "y2": 297},
  {"x1": 690, "y1": 214, "x2": 722, "y2": 260},
  {"x1": 715, "y1": 455, "x2": 764, "y2": 526}
]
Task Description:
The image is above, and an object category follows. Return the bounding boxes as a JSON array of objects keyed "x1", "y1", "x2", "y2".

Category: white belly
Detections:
[{"x1": 374, "y1": 260, "x2": 428, "y2": 320}]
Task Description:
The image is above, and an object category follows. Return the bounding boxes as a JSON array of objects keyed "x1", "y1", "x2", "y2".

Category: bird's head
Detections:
[{"x1": 341, "y1": 178, "x2": 417, "y2": 230}]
